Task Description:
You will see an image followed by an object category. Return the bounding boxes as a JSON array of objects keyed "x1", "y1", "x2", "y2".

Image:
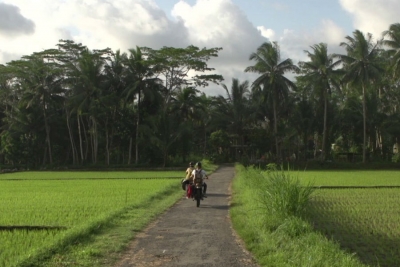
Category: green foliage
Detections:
[
  {"x1": 0, "y1": 171, "x2": 183, "y2": 266},
  {"x1": 0, "y1": 132, "x2": 39, "y2": 166},
  {"x1": 200, "y1": 159, "x2": 218, "y2": 173},
  {"x1": 230, "y1": 164, "x2": 366, "y2": 267},
  {"x1": 392, "y1": 153, "x2": 400, "y2": 163},
  {"x1": 273, "y1": 216, "x2": 312, "y2": 238},
  {"x1": 142, "y1": 45, "x2": 224, "y2": 89},
  {"x1": 258, "y1": 166, "x2": 315, "y2": 219},
  {"x1": 210, "y1": 130, "x2": 230, "y2": 149}
]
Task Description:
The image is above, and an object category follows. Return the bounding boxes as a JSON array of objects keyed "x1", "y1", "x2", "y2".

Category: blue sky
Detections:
[{"x1": 1, "y1": 0, "x2": 399, "y2": 95}]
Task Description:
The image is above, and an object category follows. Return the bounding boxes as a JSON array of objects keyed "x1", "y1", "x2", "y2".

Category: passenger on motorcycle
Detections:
[
  {"x1": 182, "y1": 162, "x2": 195, "y2": 199},
  {"x1": 191, "y1": 161, "x2": 208, "y2": 198}
]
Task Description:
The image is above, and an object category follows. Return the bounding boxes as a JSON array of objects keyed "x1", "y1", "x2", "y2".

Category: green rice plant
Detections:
[
  {"x1": 258, "y1": 168, "x2": 315, "y2": 219},
  {"x1": 307, "y1": 188, "x2": 400, "y2": 266},
  {"x1": 295, "y1": 170, "x2": 400, "y2": 187},
  {"x1": 0, "y1": 172, "x2": 183, "y2": 267},
  {"x1": 230, "y1": 164, "x2": 366, "y2": 267},
  {"x1": 0, "y1": 170, "x2": 184, "y2": 180}
]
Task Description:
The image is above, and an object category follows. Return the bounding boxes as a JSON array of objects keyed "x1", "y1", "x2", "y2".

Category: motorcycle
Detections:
[{"x1": 192, "y1": 176, "x2": 203, "y2": 207}]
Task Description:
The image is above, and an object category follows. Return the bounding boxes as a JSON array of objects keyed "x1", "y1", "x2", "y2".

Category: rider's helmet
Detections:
[
  {"x1": 196, "y1": 162, "x2": 202, "y2": 168},
  {"x1": 189, "y1": 161, "x2": 194, "y2": 167}
]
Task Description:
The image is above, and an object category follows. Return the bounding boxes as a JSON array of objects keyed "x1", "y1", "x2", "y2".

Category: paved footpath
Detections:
[{"x1": 114, "y1": 165, "x2": 260, "y2": 267}]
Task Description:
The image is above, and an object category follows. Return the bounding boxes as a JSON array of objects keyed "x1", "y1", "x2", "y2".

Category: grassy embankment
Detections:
[{"x1": 230, "y1": 164, "x2": 367, "y2": 267}]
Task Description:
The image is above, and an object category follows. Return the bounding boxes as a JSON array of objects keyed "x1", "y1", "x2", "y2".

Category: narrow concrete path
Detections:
[{"x1": 114, "y1": 165, "x2": 260, "y2": 267}]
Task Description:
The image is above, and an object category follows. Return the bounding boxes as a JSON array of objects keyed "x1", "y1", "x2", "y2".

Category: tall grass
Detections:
[
  {"x1": 230, "y1": 164, "x2": 366, "y2": 267},
  {"x1": 258, "y1": 165, "x2": 314, "y2": 218}
]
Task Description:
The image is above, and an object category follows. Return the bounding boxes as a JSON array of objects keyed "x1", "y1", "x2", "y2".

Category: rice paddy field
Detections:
[
  {"x1": 0, "y1": 171, "x2": 184, "y2": 267},
  {"x1": 295, "y1": 170, "x2": 400, "y2": 267}
]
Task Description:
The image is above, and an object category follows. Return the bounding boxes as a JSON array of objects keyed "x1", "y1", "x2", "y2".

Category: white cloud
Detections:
[
  {"x1": 0, "y1": 0, "x2": 188, "y2": 60},
  {"x1": 257, "y1": 26, "x2": 275, "y2": 40},
  {"x1": 268, "y1": 20, "x2": 347, "y2": 66},
  {"x1": 318, "y1": 20, "x2": 347, "y2": 48},
  {"x1": 339, "y1": 0, "x2": 400, "y2": 37},
  {"x1": 0, "y1": 50, "x2": 20, "y2": 64},
  {"x1": 171, "y1": 0, "x2": 268, "y2": 95}
]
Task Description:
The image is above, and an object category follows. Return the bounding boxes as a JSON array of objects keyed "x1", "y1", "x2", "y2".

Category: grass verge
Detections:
[
  {"x1": 27, "y1": 184, "x2": 184, "y2": 267},
  {"x1": 230, "y1": 164, "x2": 366, "y2": 267}
]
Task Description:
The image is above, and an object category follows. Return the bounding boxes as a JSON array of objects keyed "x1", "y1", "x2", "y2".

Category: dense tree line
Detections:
[{"x1": 1, "y1": 23, "x2": 400, "y2": 168}]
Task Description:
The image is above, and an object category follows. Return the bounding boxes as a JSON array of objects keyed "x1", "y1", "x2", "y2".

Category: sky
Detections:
[{"x1": 1, "y1": 0, "x2": 400, "y2": 96}]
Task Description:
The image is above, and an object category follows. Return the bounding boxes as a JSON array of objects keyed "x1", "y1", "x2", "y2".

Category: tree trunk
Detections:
[
  {"x1": 135, "y1": 91, "x2": 140, "y2": 164},
  {"x1": 314, "y1": 132, "x2": 319, "y2": 158},
  {"x1": 321, "y1": 91, "x2": 328, "y2": 161},
  {"x1": 81, "y1": 116, "x2": 89, "y2": 162},
  {"x1": 163, "y1": 150, "x2": 168, "y2": 168},
  {"x1": 272, "y1": 97, "x2": 279, "y2": 160},
  {"x1": 77, "y1": 114, "x2": 84, "y2": 164},
  {"x1": 43, "y1": 105, "x2": 52, "y2": 164},
  {"x1": 128, "y1": 137, "x2": 133, "y2": 165},
  {"x1": 108, "y1": 107, "x2": 117, "y2": 165},
  {"x1": 91, "y1": 116, "x2": 98, "y2": 164},
  {"x1": 66, "y1": 107, "x2": 77, "y2": 165},
  {"x1": 362, "y1": 83, "x2": 367, "y2": 163},
  {"x1": 42, "y1": 141, "x2": 47, "y2": 165},
  {"x1": 89, "y1": 117, "x2": 95, "y2": 164},
  {"x1": 105, "y1": 120, "x2": 110, "y2": 166},
  {"x1": 204, "y1": 125, "x2": 207, "y2": 156}
]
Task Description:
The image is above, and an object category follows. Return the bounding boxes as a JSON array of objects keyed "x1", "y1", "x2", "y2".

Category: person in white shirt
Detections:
[{"x1": 191, "y1": 161, "x2": 209, "y2": 197}]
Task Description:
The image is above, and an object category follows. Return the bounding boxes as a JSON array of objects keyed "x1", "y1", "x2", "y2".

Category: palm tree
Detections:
[
  {"x1": 383, "y1": 23, "x2": 400, "y2": 78},
  {"x1": 299, "y1": 43, "x2": 342, "y2": 160},
  {"x1": 245, "y1": 42, "x2": 298, "y2": 159},
  {"x1": 103, "y1": 49, "x2": 128, "y2": 165},
  {"x1": 123, "y1": 46, "x2": 161, "y2": 164},
  {"x1": 170, "y1": 87, "x2": 202, "y2": 122},
  {"x1": 170, "y1": 87, "x2": 203, "y2": 162},
  {"x1": 197, "y1": 93, "x2": 215, "y2": 155},
  {"x1": 8, "y1": 53, "x2": 65, "y2": 165},
  {"x1": 335, "y1": 30, "x2": 384, "y2": 163},
  {"x1": 221, "y1": 78, "x2": 251, "y2": 147},
  {"x1": 67, "y1": 48, "x2": 108, "y2": 164}
]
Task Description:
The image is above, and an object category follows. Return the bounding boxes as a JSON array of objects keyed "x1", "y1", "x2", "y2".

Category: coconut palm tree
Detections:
[
  {"x1": 8, "y1": 53, "x2": 65, "y2": 165},
  {"x1": 123, "y1": 46, "x2": 162, "y2": 164},
  {"x1": 245, "y1": 42, "x2": 298, "y2": 159},
  {"x1": 221, "y1": 78, "x2": 251, "y2": 147},
  {"x1": 169, "y1": 87, "x2": 203, "y2": 162},
  {"x1": 170, "y1": 87, "x2": 202, "y2": 122},
  {"x1": 66, "y1": 48, "x2": 108, "y2": 164},
  {"x1": 299, "y1": 43, "x2": 342, "y2": 160},
  {"x1": 335, "y1": 30, "x2": 384, "y2": 163},
  {"x1": 102, "y1": 49, "x2": 128, "y2": 165},
  {"x1": 383, "y1": 23, "x2": 400, "y2": 78}
]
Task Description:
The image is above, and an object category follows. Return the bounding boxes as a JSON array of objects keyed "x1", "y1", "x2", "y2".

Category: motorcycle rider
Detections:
[{"x1": 191, "y1": 161, "x2": 208, "y2": 198}]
